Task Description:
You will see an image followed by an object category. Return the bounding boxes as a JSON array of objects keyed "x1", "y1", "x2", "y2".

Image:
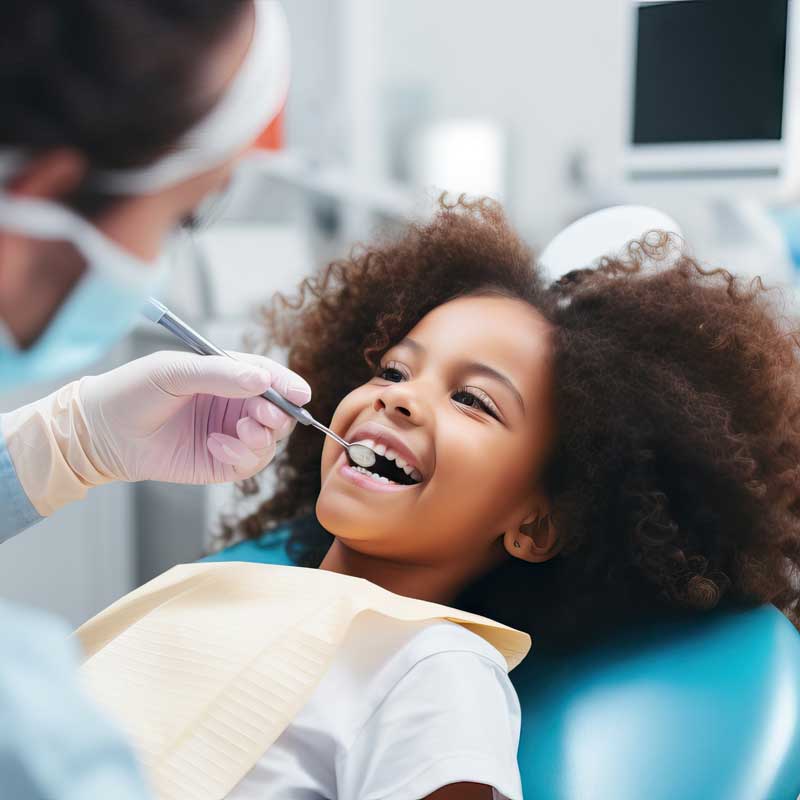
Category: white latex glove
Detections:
[{"x1": 79, "y1": 350, "x2": 311, "y2": 483}]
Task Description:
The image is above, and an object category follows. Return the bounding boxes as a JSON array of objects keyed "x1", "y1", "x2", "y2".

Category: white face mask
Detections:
[{"x1": 0, "y1": 0, "x2": 290, "y2": 390}]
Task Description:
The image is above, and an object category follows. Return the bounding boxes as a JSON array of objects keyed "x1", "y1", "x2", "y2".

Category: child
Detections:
[
  {"x1": 226, "y1": 197, "x2": 800, "y2": 643},
  {"x1": 83, "y1": 198, "x2": 800, "y2": 800}
]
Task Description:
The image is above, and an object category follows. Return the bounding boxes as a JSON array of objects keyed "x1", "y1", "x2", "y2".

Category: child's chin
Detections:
[{"x1": 316, "y1": 493, "x2": 390, "y2": 542}]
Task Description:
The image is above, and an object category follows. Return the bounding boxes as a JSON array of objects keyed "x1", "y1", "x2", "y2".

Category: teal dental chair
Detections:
[{"x1": 203, "y1": 528, "x2": 800, "y2": 800}]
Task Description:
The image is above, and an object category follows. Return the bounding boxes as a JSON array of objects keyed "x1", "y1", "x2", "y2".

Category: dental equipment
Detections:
[{"x1": 142, "y1": 298, "x2": 376, "y2": 469}]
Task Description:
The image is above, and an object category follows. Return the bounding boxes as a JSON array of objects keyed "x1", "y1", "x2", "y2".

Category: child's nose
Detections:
[
  {"x1": 373, "y1": 383, "x2": 424, "y2": 423},
  {"x1": 373, "y1": 395, "x2": 411, "y2": 418}
]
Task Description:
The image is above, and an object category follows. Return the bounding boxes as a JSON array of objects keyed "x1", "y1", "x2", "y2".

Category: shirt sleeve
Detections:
[
  {"x1": 337, "y1": 649, "x2": 523, "y2": 800},
  {"x1": 0, "y1": 418, "x2": 42, "y2": 543},
  {"x1": 0, "y1": 601, "x2": 153, "y2": 800}
]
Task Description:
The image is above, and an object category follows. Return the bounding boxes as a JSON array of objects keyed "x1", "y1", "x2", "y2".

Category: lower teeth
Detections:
[{"x1": 351, "y1": 465, "x2": 395, "y2": 484}]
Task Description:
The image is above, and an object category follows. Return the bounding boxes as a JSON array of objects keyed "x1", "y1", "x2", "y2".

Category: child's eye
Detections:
[
  {"x1": 376, "y1": 362, "x2": 406, "y2": 382},
  {"x1": 453, "y1": 387, "x2": 500, "y2": 420},
  {"x1": 376, "y1": 364, "x2": 500, "y2": 420}
]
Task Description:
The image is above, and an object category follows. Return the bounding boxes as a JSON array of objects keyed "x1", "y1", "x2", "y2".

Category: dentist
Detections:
[{"x1": 0, "y1": 2, "x2": 307, "y2": 797}]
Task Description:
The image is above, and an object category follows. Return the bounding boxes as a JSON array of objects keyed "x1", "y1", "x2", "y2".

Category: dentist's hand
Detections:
[{"x1": 79, "y1": 350, "x2": 311, "y2": 483}]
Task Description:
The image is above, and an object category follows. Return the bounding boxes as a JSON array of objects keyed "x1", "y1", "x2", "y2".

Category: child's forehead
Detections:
[
  {"x1": 390, "y1": 295, "x2": 551, "y2": 367},
  {"x1": 405, "y1": 294, "x2": 547, "y2": 342}
]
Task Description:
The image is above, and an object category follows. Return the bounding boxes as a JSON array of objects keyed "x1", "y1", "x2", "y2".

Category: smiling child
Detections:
[{"x1": 227, "y1": 198, "x2": 800, "y2": 641}]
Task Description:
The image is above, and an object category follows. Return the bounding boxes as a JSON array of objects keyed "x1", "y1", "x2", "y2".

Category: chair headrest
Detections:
[{"x1": 539, "y1": 205, "x2": 683, "y2": 282}]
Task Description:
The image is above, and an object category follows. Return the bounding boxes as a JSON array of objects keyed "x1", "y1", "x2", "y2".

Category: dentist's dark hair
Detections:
[
  {"x1": 0, "y1": 0, "x2": 249, "y2": 211},
  {"x1": 221, "y1": 197, "x2": 800, "y2": 647}
]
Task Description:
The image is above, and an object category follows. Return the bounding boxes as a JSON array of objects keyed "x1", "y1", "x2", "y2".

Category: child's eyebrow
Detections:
[
  {"x1": 464, "y1": 361, "x2": 526, "y2": 413},
  {"x1": 396, "y1": 337, "x2": 424, "y2": 354},
  {"x1": 396, "y1": 338, "x2": 525, "y2": 414}
]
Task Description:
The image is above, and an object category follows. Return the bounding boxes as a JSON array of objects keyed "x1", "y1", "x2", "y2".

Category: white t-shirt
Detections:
[{"x1": 226, "y1": 611, "x2": 523, "y2": 800}]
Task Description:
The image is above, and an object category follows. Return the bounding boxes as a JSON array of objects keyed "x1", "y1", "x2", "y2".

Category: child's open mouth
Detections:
[
  {"x1": 337, "y1": 429, "x2": 427, "y2": 492},
  {"x1": 345, "y1": 448, "x2": 423, "y2": 486}
]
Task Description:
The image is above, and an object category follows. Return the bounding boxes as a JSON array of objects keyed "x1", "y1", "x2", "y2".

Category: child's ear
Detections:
[{"x1": 503, "y1": 509, "x2": 560, "y2": 563}]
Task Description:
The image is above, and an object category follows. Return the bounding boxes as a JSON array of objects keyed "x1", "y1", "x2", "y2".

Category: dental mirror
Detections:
[
  {"x1": 299, "y1": 419, "x2": 376, "y2": 468},
  {"x1": 346, "y1": 443, "x2": 377, "y2": 468},
  {"x1": 313, "y1": 424, "x2": 376, "y2": 468}
]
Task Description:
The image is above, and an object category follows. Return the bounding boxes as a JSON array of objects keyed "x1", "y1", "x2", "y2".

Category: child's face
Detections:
[{"x1": 316, "y1": 295, "x2": 556, "y2": 573}]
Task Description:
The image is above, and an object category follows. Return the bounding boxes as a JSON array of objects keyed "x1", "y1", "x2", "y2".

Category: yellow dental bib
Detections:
[{"x1": 75, "y1": 562, "x2": 531, "y2": 800}]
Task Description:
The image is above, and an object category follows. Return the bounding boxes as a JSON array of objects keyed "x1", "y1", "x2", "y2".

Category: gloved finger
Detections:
[
  {"x1": 153, "y1": 352, "x2": 271, "y2": 400},
  {"x1": 234, "y1": 444, "x2": 276, "y2": 478},
  {"x1": 271, "y1": 414, "x2": 296, "y2": 443},
  {"x1": 207, "y1": 432, "x2": 261, "y2": 471},
  {"x1": 236, "y1": 416, "x2": 274, "y2": 453},
  {"x1": 244, "y1": 396, "x2": 295, "y2": 431},
  {"x1": 240, "y1": 403, "x2": 296, "y2": 446},
  {"x1": 230, "y1": 352, "x2": 311, "y2": 406}
]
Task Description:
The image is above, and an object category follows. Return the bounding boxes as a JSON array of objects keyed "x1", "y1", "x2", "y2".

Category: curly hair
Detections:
[{"x1": 220, "y1": 198, "x2": 800, "y2": 645}]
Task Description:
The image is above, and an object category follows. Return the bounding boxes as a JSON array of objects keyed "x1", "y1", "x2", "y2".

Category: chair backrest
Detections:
[
  {"x1": 203, "y1": 534, "x2": 800, "y2": 800},
  {"x1": 512, "y1": 604, "x2": 800, "y2": 800}
]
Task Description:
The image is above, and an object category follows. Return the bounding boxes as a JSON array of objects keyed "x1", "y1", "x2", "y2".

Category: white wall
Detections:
[{"x1": 375, "y1": 0, "x2": 628, "y2": 247}]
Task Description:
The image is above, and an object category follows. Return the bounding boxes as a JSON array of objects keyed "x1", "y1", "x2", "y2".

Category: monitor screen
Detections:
[{"x1": 633, "y1": 0, "x2": 789, "y2": 145}]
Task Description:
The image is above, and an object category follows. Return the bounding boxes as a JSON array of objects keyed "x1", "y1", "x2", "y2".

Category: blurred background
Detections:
[{"x1": 3, "y1": 0, "x2": 800, "y2": 627}]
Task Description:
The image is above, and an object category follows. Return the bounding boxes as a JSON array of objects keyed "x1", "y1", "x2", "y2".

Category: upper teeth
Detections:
[{"x1": 353, "y1": 438, "x2": 423, "y2": 482}]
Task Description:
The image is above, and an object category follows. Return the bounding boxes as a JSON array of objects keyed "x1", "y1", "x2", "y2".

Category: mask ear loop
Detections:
[{"x1": 0, "y1": 192, "x2": 161, "y2": 286}]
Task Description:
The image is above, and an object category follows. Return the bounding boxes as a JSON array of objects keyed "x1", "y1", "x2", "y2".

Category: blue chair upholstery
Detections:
[
  {"x1": 202, "y1": 530, "x2": 294, "y2": 568},
  {"x1": 203, "y1": 532, "x2": 800, "y2": 799}
]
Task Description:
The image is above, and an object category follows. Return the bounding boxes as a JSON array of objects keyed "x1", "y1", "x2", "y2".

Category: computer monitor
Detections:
[{"x1": 623, "y1": 0, "x2": 800, "y2": 197}]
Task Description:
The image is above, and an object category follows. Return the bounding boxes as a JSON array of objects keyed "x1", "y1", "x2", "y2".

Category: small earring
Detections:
[{"x1": 513, "y1": 540, "x2": 521, "y2": 549}]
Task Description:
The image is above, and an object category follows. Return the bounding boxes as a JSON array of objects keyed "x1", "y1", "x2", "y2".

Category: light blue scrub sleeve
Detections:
[
  {"x1": 0, "y1": 419, "x2": 43, "y2": 543},
  {"x1": 0, "y1": 601, "x2": 152, "y2": 799}
]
